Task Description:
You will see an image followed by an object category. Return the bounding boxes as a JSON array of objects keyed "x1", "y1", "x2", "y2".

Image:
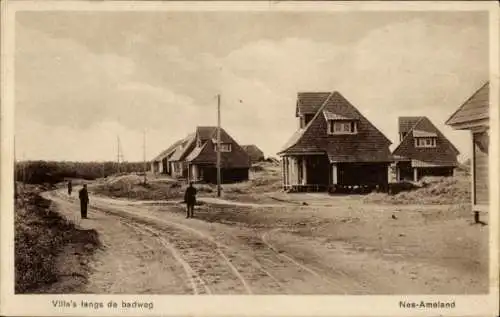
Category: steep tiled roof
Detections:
[
  {"x1": 280, "y1": 91, "x2": 393, "y2": 163},
  {"x1": 196, "y1": 126, "x2": 232, "y2": 143},
  {"x1": 152, "y1": 138, "x2": 184, "y2": 162},
  {"x1": 446, "y1": 82, "x2": 489, "y2": 126},
  {"x1": 399, "y1": 117, "x2": 422, "y2": 134},
  {"x1": 169, "y1": 133, "x2": 196, "y2": 161},
  {"x1": 197, "y1": 126, "x2": 216, "y2": 140},
  {"x1": 393, "y1": 116, "x2": 459, "y2": 166},
  {"x1": 185, "y1": 142, "x2": 207, "y2": 162},
  {"x1": 323, "y1": 110, "x2": 357, "y2": 121},
  {"x1": 242, "y1": 145, "x2": 265, "y2": 160},
  {"x1": 296, "y1": 92, "x2": 332, "y2": 117},
  {"x1": 187, "y1": 127, "x2": 250, "y2": 168},
  {"x1": 412, "y1": 130, "x2": 438, "y2": 138}
]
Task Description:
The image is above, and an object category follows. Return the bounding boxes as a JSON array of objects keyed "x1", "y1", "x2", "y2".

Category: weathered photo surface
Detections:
[{"x1": 1, "y1": 1, "x2": 498, "y2": 316}]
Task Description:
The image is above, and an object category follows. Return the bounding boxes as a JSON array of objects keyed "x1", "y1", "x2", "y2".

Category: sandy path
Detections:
[
  {"x1": 44, "y1": 189, "x2": 363, "y2": 294},
  {"x1": 43, "y1": 187, "x2": 488, "y2": 294}
]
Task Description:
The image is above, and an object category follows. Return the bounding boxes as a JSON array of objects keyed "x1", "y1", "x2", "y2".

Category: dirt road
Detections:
[{"x1": 42, "y1": 186, "x2": 488, "y2": 294}]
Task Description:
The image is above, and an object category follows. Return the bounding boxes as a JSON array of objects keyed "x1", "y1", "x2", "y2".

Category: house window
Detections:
[
  {"x1": 328, "y1": 120, "x2": 357, "y2": 135},
  {"x1": 299, "y1": 114, "x2": 315, "y2": 129},
  {"x1": 214, "y1": 143, "x2": 232, "y2": 152},
  {"x1": 414, "y1": 137, "x2": 437, "y2": 148}
]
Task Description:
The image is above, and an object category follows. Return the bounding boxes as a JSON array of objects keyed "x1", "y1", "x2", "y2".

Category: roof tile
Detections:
[
  {"x1": 280, "y1": 91, "x2": 393, "y2": 163},
  {"x1": 393, "y1": 116, "x2": 459, "y2": 165},
  {"x1": 446, "y1": 82, "x2": 489, "y2": 126}
]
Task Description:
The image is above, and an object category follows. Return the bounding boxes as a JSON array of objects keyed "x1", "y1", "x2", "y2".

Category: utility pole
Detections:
[
  {"x1": 217, "y1": 94, "x2": 221, "y2": 197},
  {"x1": 143, "y1": 129, "x2": 147, "y2": 184}
]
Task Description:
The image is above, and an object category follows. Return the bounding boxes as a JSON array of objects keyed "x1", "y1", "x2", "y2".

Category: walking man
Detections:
[
  {"x1": 184, "y1": 182, "x2": 197, "y2": 218},
  {"x1": 67, "y1": 180, "x2": 72, "y2": 196},
  {"x1": 79, "y1": 184, "x2": 89, "y2": 219}
]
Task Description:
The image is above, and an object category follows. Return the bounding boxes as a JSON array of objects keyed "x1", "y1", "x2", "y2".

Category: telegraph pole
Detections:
[{"x1": 217, "y1": 94, "x2": 221, "y2": 197}]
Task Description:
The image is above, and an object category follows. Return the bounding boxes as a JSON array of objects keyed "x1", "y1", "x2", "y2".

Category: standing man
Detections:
[
  {"x1": 79, "y1": 184, "x2": 89, "y2": 219},
  {"x1": 184, "y1": 182, "x2": 197, "y2": 218},
  {"x1": 67, "y1": 180, "x2": 72, "y2": 196}
]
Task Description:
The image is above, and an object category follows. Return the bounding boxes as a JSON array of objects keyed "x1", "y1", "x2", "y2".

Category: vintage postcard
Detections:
[{"x1": 1, "y1": 1, "x2": 499, "y2": 316}]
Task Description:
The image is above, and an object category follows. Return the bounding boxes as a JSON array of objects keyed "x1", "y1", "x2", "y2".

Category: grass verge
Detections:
[{"x1": 15, "y1": 183, "x2": 101, "y2": 293}]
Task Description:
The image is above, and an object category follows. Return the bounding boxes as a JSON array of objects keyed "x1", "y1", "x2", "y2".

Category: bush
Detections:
[{"x1": 15, "y1": 161, "x2": 146, "y2": 185}]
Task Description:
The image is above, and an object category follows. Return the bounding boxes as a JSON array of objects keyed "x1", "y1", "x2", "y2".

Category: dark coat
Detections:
[
  {"x1": 184, "y1": 186, "x2": 197, "y2": 205},
  {"x1": 79, "y1": 187, "x2": 89, "y2": 203}
]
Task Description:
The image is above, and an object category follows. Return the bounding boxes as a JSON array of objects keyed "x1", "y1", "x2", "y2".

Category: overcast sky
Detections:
[{"x1": 14, "y1": 10, "x2": 488, "y2": 162}]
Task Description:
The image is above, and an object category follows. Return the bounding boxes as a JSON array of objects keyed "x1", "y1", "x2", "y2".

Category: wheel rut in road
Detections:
[{"x1": 45, "y1": 189, "x2": 361, "y2": 294}]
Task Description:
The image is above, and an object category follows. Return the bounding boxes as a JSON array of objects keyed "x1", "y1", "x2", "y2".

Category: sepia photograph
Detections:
[{"x1": 1, "y1": 1, "x2": 498, "y2": 316}]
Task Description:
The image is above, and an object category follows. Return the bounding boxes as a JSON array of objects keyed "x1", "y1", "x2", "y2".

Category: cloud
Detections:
[
  {"x1": 15, "y1": 22, "x2": 202, "y2": 132},
  {"x1": 15, "y1": 15, "x2": 488, "y2": 161},
  {"x1": 198, "y1": 18, "x2": 488, "y2": 158}
]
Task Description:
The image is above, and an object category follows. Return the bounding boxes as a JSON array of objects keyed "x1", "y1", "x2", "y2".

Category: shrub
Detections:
[{"x1": 15, "y1": 161, "x2": 146, "y2": 185}]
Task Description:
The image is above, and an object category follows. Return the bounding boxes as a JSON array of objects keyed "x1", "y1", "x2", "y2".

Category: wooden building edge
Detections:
[{"x1": 446, "y1": 81, "x2": 490, "y2": 214}]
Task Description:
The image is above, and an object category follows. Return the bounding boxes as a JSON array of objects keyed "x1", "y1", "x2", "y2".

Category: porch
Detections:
[
  {"x1": 395, "y1": 160, "x2": 455, "y2": 182},
  {"x1": 281, "y1": 154, "x2": 390, "y2": 192},
  {"x1": 281, "y1": 154, "x2": 330, "y2": 192},
  {"x1": 188, "y1": 163, "x2": 249, "y2": 184},
  {"x1": 171, "y1": 161, "x2": 188, "y2": 178}
]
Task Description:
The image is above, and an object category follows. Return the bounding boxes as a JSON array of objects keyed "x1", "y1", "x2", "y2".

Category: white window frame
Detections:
[
  {"x1": 414, "y1": 137, "x2": 437, "y2": 148},
  {"x1": 328, "y1": 120, "x2": 357, "y2": 135},
  {"x1": 300, "y1": 116, "x2": 306, "y2": 129},
  {"x1": 214, "y1": 143, "x2": 232, "y2": 152}
]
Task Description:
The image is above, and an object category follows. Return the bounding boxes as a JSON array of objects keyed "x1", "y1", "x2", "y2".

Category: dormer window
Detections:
[
  {"x1": 299, "y1": 114, "x2": 314, "y2": 129},
  {"x1": 328, "y1": 120, "x2": 357, "y2": 135},
  {"x1": 412, "y1": 130, "x2": 438, "y2": 148},
  {"x1": 400, "y1": 132, "x2": 407, "y2": 141},
  {"x1": 323, "y1": 110, "x2": 358, "y2": 135},
  {"x1": 415, "y1": 137, "x2": 437, "y2": 148},
  {"x1": 214, "y1": 143, "x2": 232, "y2": 152}
]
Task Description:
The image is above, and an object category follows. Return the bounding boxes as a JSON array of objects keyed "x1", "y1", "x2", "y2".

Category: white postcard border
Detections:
[{"x1": 1, "y1": 1, "x2": 498, "y2": 317}]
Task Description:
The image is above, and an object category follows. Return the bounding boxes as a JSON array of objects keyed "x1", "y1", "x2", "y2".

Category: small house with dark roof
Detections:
[
  {"x1": 446, "y1": 82, "x2": 489, "y2": 214},
  {"x1": 392, "y1": 116, "x2": 459, "y2": 181},
  {"x1": 278, "y1": 91, "x2": 393, "y2": 192},
  {"x1": 151, "y1": 138, "x2": 184, "y2": 175},
  {"x1": 168, "y1": 133, "x2": 197, "y2": 178},
  {"x1": 186, "y1": 126, "x2": 250, "y2": 183},
  {"x1": 242, "y1": 144, "x2": 265, "y2": 163}
]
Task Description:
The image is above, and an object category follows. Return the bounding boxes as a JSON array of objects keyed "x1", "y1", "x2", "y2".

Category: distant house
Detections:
[
  {"x1": 168, "y1": 133, "x2": 197, "y2": 179},
  {"x1": 152, "y1": 127, "x2": 251, "y2": 183},
  {"x1": 277, "y1": 91, "x2": 393, "y2": 192},
  {"x1": 186, "y1": 126, "x2": 250, "y2": 183},
  {"x1": 446, "y1": 82, "x2": 489, "y2": 214},
  {"x1": 151, "y1": 139, "x2": 184, "y2": 175},
  {"x1": 242, "y1": 145, "x2": 265, "y2": 164},
  {"x1": 392, "y1": 116, "x2": 459, "y2": 182}
]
